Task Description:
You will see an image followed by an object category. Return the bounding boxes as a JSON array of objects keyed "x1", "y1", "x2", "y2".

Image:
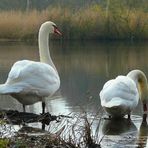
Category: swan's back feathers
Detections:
[
  {"x1": 0, "y1": 60, "x2": 60, "y2": 97},
  {"x1": 100, "y1": 76, "x2": 139, "y2": 110}
]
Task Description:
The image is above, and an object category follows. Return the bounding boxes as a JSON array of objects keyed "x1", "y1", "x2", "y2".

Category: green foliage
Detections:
[
  {"x1": 0, "y1": 139, "x2": 9, "y2": 148},
  {"x1": 13, "y1": 140, "x2": 27, "y2": 148},
  {"x1": 0, "y1": 120, "x2": 6, "y2": 125}
]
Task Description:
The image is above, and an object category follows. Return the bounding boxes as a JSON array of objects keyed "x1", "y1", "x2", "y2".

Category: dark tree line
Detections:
[{"x1": 0, "y1": 0, "x2": 147, "y2": 11}]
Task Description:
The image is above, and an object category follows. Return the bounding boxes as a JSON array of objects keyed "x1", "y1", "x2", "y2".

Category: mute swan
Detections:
[
  {"x1": 100, "y1": 70, "x2": 148, "y2": 119},
  {"x1": 0, "y1": 21, "x2": 62, "y2": 113}
]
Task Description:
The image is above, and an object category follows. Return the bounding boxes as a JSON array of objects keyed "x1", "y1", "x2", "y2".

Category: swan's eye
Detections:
[
  {"x1": 53, "y1": 25, "x2": 62, "y2": 35},
  {"x1": 52, "y1": 25, "x2": 57, "y2": 29}
]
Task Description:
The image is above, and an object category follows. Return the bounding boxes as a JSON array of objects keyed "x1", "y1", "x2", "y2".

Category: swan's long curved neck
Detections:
[
  {"x1": 127, "y1": 70, "x2": 148, "y2": 103},
  {"x1": 38, "y1": 28, "x2": 57, "y2": 72}
]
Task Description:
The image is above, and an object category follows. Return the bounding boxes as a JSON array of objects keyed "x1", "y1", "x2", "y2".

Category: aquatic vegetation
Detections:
[
  {"x1": 0, "y1": 109, "x2": 147, "y2": 147},
  {"x1": 0, "y1": 138, "x2": 9, "y2": 148},
  {"x1": 0, "y1": 4, "x2": 147, "y2": 40},
  {"x1": 0, "y1": 110, "x2": 102, "y2": 147}
]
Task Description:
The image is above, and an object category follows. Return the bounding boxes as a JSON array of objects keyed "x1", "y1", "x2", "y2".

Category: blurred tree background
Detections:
[
  {"x1": 0, "y1": 0, "x2": 147, "y2": 40},
  {"x1": 0, "y1": 0, "x2": 147, "y2": 11}
]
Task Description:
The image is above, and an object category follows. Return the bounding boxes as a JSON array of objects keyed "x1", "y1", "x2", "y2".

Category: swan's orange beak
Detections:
[{"x1": 54, "y1": 27, "x2": 62, "y2": 35}]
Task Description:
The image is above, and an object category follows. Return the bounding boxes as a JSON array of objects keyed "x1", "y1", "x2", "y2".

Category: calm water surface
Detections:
[{"x1": 0, "y1": 41, "x2": 148, "y2": 147}]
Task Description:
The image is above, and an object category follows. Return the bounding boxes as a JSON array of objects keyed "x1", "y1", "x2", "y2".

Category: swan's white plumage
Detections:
[
  {"x1": 0, "y1": 21, "x2": 61, "y2": 112},
  {"x1": 0, "y1": 60, "x2": 60, "y2": 105},
  {"x1": 100, "y1": 75, "x2": 139, "y2": 117}
]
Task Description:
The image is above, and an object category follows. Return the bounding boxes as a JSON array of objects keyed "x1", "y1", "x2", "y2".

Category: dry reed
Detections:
[{"x1": 0, "y1": 5, "x2": 147, "y2": 40}]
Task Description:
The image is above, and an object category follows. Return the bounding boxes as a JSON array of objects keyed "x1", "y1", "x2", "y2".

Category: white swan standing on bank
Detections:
[
  {"x1": 100, "y1": 70, "x2": 148, "y2": 119},
  {"x1": 0, "y1": 21, "x2": 62, "y2": 114}
]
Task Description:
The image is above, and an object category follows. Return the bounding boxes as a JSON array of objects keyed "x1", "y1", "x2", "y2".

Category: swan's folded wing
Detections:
[
  {"x1": 0, "y1": 84, "x2": 24, "y2": 94},
  {"x1": 0, "y1": 60, "x2": 29, "y2": 94},
  {"x1": 2, "y1": 60, "x2": 60, "y2": 97},
  {"x1": 7, "y1": 60, "x2": 29, "y2": 81},
  {"x1": 100, "y1": 76, "x2": 139, "y2": 108}
]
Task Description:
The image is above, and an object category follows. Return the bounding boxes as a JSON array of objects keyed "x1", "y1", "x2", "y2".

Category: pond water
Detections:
[{"x1": 0, "y1": 40, "x2": 148, "y2": 147}]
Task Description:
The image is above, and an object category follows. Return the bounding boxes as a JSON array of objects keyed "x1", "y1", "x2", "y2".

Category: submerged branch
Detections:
[{"x1": 0, "y1": 109, "x2": 72, "y2": 125}]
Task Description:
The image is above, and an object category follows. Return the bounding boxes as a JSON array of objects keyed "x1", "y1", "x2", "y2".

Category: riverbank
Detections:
[
  {"x1": 0, "y1": 110, "x2": 101, "y2": 148},
  {"x1": 0, "y1": 5, "x2": 147, "y2": 41}
]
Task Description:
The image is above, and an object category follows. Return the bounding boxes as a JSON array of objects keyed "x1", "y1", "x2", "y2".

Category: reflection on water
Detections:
[
  {"x1": 137, "y1": 120, "x2": 148, "y2": 148},
  {"x1": 0, "y1": 41, "x2": 148, "y2": 146},
  {"x1": 0, "y1": 41, "x2": 147, "y2": 115},
  {"x1": 100, "y1": 117, "x2": 148, "y2": 147},
  {"x1": 100, "y1": 118, "x2": 138, "y2": 148},
  {"x1": 101, "y1": 118, "x2": 137, "y2": 135}
]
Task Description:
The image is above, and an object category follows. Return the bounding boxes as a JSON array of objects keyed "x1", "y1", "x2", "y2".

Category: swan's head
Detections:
[{"x1": 39, "y1": 21, "x2": 62, "y2": 36}]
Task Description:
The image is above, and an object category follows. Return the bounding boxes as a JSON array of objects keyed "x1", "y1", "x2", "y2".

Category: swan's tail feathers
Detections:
[{"x1": 0, "y1": 84, "x2": 21, "y2": 94}]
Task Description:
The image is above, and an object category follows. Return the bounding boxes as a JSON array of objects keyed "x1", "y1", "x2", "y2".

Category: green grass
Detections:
[{"x1": 0, "y1": 4, "x2": 147, "y2": 40}]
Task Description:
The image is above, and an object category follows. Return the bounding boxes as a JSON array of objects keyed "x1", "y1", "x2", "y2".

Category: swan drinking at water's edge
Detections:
[
  {"x1": 100, "y1": 70, "x2": 148, "y2": 120},
  {"x1": 0, "y1": 21, "x2": 62, "y2": 114}
]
